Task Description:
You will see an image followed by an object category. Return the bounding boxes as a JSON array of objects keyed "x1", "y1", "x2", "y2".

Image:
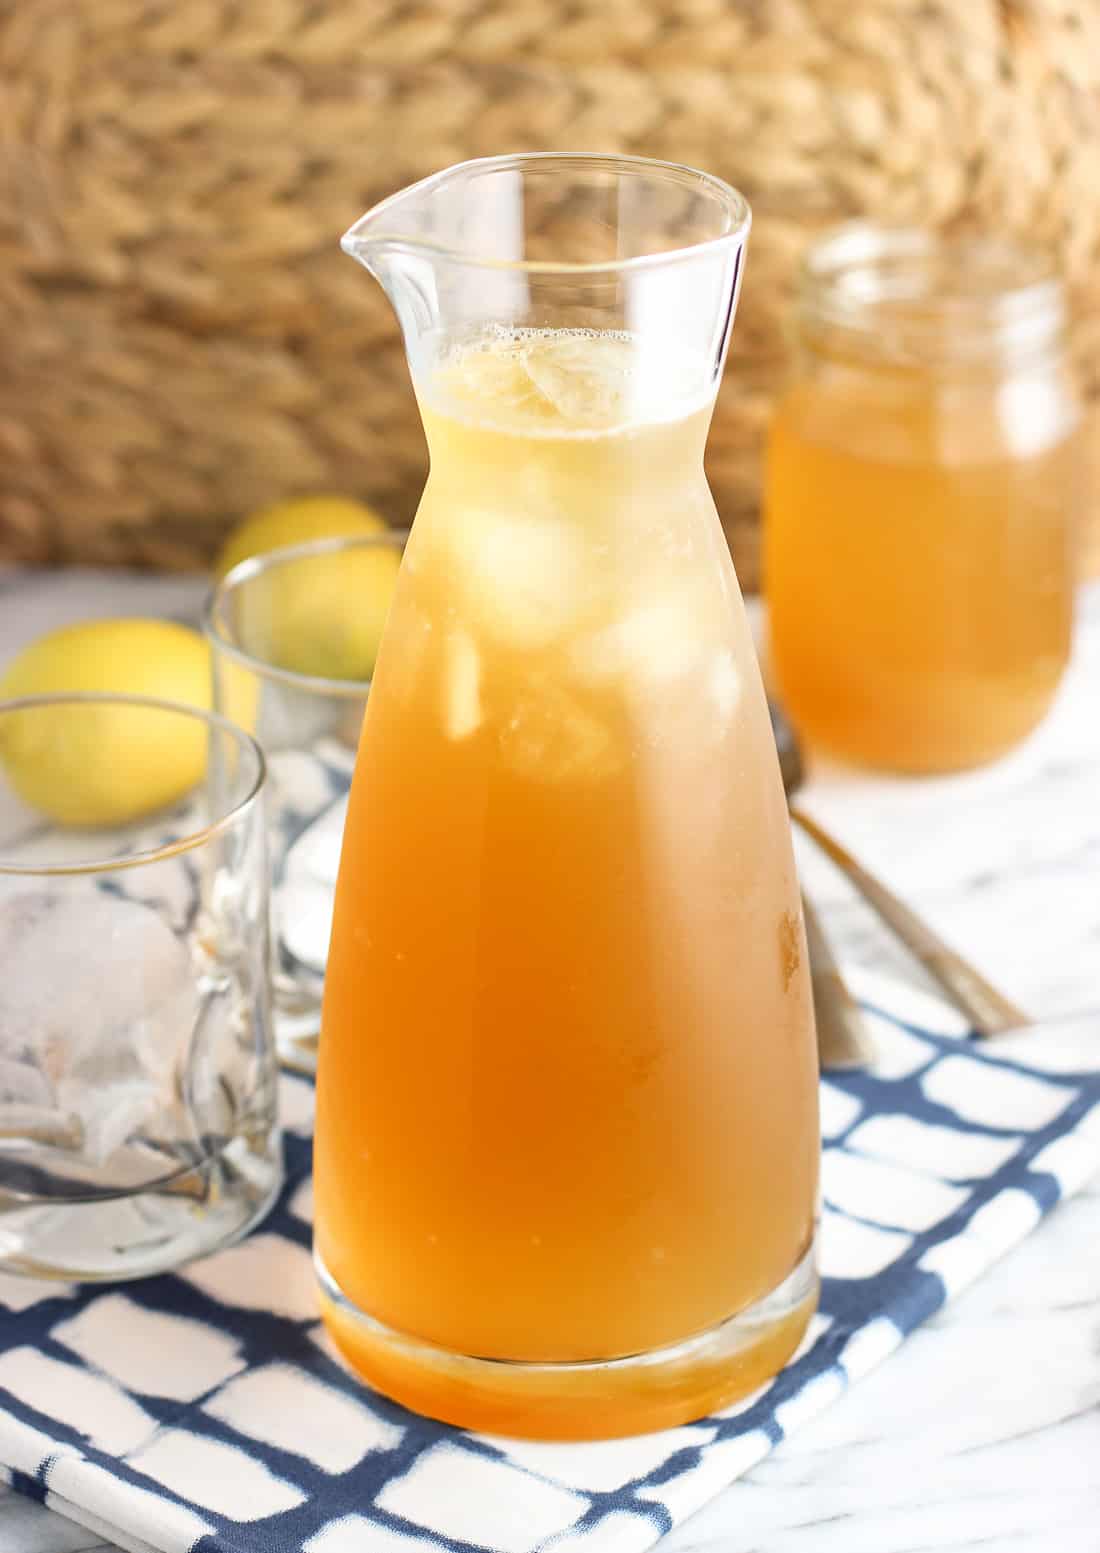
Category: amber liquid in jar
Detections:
[{"x1": 764, "y1": 228, "x2": 1078, "y2": 773}]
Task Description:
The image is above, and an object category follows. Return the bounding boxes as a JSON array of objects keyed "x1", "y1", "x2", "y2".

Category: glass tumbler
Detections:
[
  {"x1": 204, "y1": 533, "x2": 404, "y2": 1071},
  {"x1": 0, "y1": 694, "x2": 281, "y2": 1281}
]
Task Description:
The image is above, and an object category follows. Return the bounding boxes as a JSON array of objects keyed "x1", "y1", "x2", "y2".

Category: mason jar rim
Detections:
[{"x1": 798, "y1": 223, "x2": 1065, "y2": 367}]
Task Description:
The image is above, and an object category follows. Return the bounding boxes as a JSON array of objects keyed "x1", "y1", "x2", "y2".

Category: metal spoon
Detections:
[
  {"x1": 763, "y1": 704, "x2": 876, "y2": 1067},
  {"x1": 801, "y1": 888, "x2": 878, "y2": 1068},
  {"x1": 769, "y1": 700, "x2": 1029, "y2": 1037}
]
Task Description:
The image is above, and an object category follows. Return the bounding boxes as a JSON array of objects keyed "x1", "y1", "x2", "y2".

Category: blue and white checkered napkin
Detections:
[{"x1": 2, "y1": 973, "x2": 1099, "y2": 1553}]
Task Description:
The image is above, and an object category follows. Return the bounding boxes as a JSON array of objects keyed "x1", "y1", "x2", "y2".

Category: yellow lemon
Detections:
[
  {"x1": 262, "y1": 542, "x2": 403, "y2": 681},
  {"x1": 0, "y1": 619, "x2": 256, "y2": 827},
  {"x1": 214, "y1": 494, "x2": 387, "y2": 579}
]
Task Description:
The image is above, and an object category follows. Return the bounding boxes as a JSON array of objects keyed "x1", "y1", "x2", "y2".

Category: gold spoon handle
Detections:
[
  {"x1": 801, "y1": 891, "x2": 877, "y2": 1068},
  {"x1": 790, "y1": 805, "x2": 1029, "y2": 1037}
]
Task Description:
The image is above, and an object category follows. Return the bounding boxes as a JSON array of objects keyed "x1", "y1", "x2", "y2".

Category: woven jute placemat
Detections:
[{"x1": 1, "y1": 0, "x2": 1098, "y2": 583}]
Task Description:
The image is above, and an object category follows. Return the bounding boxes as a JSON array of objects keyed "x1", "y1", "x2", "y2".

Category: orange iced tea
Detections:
[
  {"x1": 314, "y1": 329, "x2": 819, "y2": 1436},
  {"x1": 765, "y1": 380, "x2": 1076, "y2": 772},
  {"x1": 765, "y1": 226, "x2": 1079, "y2": 774}
]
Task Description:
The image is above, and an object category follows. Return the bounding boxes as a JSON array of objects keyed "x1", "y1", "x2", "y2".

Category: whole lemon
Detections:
[
  {"x1": 260, "y1": 543, "x2": 403, "y2": 680},
  {"x1": 214, "y1": 495, "x2": 386, "y2": 579},
  {"x1": 0, "y1": 619, "x2": 255, "y2": 827}
]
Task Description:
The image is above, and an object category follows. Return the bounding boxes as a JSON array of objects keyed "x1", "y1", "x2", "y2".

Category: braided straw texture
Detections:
[{"x1": 2, "y1": 0, "x2": 1098, "y2": 582}]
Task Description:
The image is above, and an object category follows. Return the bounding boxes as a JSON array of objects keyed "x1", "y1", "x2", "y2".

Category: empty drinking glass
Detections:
[
  {"x1": 0, "y1": 693, "x2": 281, "y2": 1281},
  {"x1": 204, "y1": 533, "x2": 404, "y2": 1070}
]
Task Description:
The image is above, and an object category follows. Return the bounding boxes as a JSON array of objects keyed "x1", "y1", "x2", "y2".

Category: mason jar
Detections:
[{"x1": 764, "y1": 224, "x2": 1081, "y2": 773}]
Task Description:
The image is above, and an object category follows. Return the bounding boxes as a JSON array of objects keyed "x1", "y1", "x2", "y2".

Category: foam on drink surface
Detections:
[{"x1": 422, "y1": 326, "x2": 711, "y2": 436}]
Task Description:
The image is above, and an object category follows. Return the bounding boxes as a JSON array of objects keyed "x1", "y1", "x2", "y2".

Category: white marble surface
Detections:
[{"x1": 1, "y1": 568, "x2": 1098, "y2": 1553}]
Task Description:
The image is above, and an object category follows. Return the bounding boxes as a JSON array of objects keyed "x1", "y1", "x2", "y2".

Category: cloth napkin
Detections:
[{"x1": 2, "y1": 973, "x2": 1098, "y2": 1553}]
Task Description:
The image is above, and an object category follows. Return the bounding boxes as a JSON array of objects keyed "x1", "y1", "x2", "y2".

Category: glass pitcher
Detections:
[{"x1": 313, "y1": 154, "x2": 820, "y2": 1439}]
